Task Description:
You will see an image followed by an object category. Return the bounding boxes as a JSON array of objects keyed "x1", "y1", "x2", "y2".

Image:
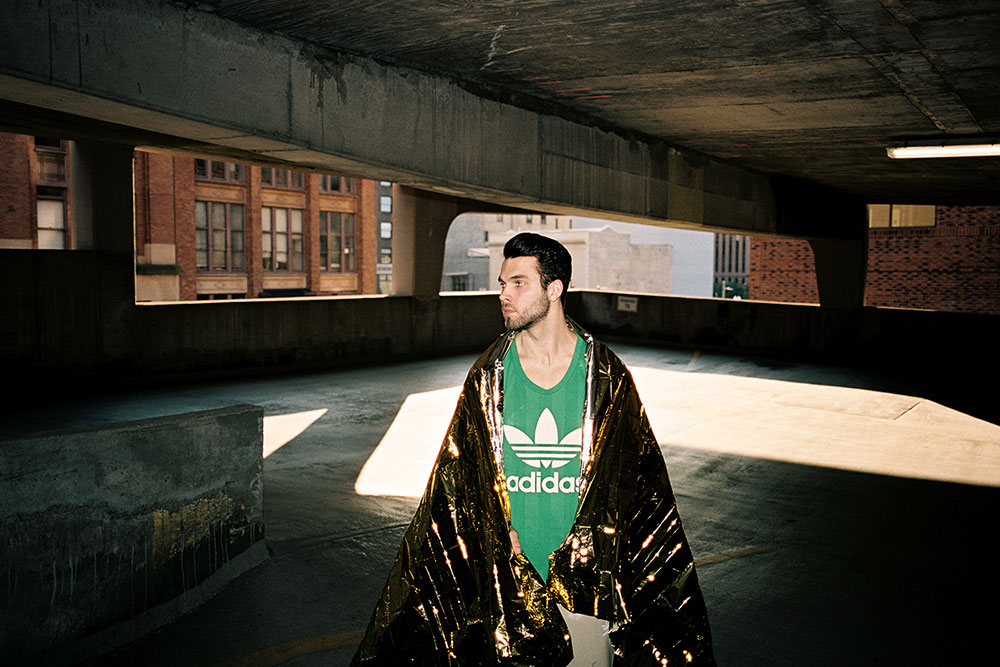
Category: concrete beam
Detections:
[{"x1": 0, "y1": 0, "x2": 858, "y2": 240}]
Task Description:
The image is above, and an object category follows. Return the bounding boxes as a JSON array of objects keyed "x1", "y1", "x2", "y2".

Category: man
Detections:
[{"x1": 353, "y1": 233, "x2": 714, "y2": 666}]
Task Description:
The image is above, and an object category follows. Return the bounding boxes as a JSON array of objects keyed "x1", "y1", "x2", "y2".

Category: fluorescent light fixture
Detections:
[{"x1": 886, "y1": 142, "x2": 1000, "y2": 159}]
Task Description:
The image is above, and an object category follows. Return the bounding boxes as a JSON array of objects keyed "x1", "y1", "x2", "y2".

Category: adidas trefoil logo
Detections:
[{"x1": 503, "y1": 408, "x2": 582, "y2": 469}]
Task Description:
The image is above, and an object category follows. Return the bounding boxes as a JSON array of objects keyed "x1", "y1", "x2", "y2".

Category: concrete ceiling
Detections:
[{"x1": 195, "y1": 0, "x2": 1000, "y2": 203}]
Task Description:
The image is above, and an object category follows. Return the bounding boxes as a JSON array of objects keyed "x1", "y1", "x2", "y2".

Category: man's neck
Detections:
[{"x1": 513, "y1": 308, "x2": 578, "y2": 389}]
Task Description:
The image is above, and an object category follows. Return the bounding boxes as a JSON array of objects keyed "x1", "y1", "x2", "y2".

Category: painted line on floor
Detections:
[
  {"x1": 212, "y1": 629, "x2": 365, "y2": 667},
  {"x1": 213, "y1": 545, "x2": 766, "y2": 665},
  {"x1": 695, "y1": 545, "x2": 769, "y2": 568}
]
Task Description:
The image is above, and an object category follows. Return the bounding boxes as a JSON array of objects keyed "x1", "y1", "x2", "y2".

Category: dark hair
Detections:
[{"x1": 503, "y1": 232, "x2": 572, "y2": 303}]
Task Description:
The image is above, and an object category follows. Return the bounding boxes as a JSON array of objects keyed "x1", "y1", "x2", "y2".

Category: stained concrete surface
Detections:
[{"x1": 6, "y1": 343, "x2": 997, "y2": 665}]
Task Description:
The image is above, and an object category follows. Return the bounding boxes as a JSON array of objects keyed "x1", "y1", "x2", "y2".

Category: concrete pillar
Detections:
[
  {"x1": 808, "y1": 237, "x2": 868, "y2": 310},
  {"x1": 392, "y1": 186, "x2": 460, "y2": 298},
  {"x1": 391, "y1": 186, "x2": 463, "y2": 353},
  {"x1": 72, "y1": 140, "x2": 136, "y2": 360}
]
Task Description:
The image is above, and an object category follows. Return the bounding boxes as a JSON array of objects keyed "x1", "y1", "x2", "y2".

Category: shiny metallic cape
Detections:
[{"x1": 353, "y1": 321, "x2": 714, "y2": 666}]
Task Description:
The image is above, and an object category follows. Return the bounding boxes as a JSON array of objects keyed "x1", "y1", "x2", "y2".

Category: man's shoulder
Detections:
[{"x1": 465, "y1": 331, "x2": 516, "y2": 378}]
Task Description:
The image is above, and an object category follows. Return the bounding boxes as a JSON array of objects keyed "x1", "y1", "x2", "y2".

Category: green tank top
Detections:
[{"x1": 502, "y1": 334, "x2": 586, "y2": 580}]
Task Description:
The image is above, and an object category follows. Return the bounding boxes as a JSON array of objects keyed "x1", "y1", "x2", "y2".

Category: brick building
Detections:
[
  {"x1": 749, "y1": 205, "x2": 1000, "y2": 315},
  {"x1": 0, "y1": 132, "x2": 384, "y2": 301},
  {"x1": 0, "y1": 133, "x2": 72, "y2": 250},
  {"x1": 134, "y1": 151, "x2": 378, "y2": 301}
]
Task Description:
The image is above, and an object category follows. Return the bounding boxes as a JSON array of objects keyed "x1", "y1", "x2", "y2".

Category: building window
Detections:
[
  {"x1": 35, "y1": 149, "x2": 67, "y2": 185},
  {"x1": 195, "y1": 201, "x2": 245, "y2": 271},
  {"x1": 320, "y1": 174, "x2": 340, "y2": 192},
  {"x1": 380, "y1": 222, "x2": 392, "y2": 239},
  {"x1": 319, "y1": 211, "x2": 356, "y2": 272},
  {"x1": 36, "y1": 198, "x2": 66, "y2": 249},
  {"x1": 194, "y1": 159, "x2": 244, "y2": 184},
  {"x1": 380, "y1": 195, "x2": 392, "y2": 213},
  {"x1": 868, "y1": 204, "x2": 936, "y2": 228},
  {"x1": 261, "y1": 167, "x2": 304, "y2": 190},
  {"x1": 262, "y1": 207, "x2": 304, "y2": 271},
  {"x1": 378, "y1": 274, "x2": 393, "y2": 295},
  {"x1": 451, "y1": 275, "x2": 469, "y2": 291},
  {"x1": 319, "y1": 175, "x2": 355, "y2": 193},
  {"x1": 34, "y1": 136, "x2": 64, "y2": 149},
  {"x1": 379, "y1": 181, "x2": 392, "y2": 187},
  {"x1": 34, "y1": 138, "x2": 68, "y2": 249},
  {"x1": 379, "y1": 247, "x2": 392, "y2": 264},
  {"x1": 320, "y1": 174, "x2": 351, "y2": 193}
]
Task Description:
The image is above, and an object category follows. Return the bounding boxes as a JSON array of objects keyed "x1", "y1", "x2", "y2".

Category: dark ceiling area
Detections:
[{"x1": 199, "y1": 0, "x2": 1000, "y2": 203}]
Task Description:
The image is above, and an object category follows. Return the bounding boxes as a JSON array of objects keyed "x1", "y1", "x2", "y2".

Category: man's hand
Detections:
[{"x1": 509, "y1": 528, "x2": 522, "y2": 554}]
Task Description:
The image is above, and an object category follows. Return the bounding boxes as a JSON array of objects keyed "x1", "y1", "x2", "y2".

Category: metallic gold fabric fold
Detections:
[{"x1": 353, "y1": 322, "x2": 714, "y2": 666}]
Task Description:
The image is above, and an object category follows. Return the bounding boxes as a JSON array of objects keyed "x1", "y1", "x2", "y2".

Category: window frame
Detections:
[
  {"x1": 261, "y1": 167, "x2": 304, "y2": 190},
  {"x1": 319, "y1": 174, "x2": 356, "y2": 193},
  {"x1": 868, "y1": 204, "x2": 936, "y2": 229},
  {"x1": 36, "y1": 197, "x2": 67, "y2": 249},
  {"x1": 194, "y1": 159, "x2": 244, "y2": 185},
  {"x1": 319, "y1": 211, "x2": 356, "y2": 273},
  {"x1": 261, "y1": 206, "x2": 304, "y2": 272},
  {"x1": 195, "y1": 200, "x2": 246, "y2": 272}
]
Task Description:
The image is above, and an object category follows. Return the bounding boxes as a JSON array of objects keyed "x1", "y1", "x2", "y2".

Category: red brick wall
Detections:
[
  {"x1": 0, "y1": 133, "x2": 36, "y2": 243},
  {"x1": 748, "y1": 237, "x2": 819, "y2": 304},
  {"x1": 867, "y1": 205, "x2": 1000, "y2": 314},
  {"x1": 749, "y1": 206, "x2": 1000, "y2": 315}
]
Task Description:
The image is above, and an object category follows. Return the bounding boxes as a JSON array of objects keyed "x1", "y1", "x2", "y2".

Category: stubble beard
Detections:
[{"x1": 503, "y1": 292, "x2": 550, "y2": 332}]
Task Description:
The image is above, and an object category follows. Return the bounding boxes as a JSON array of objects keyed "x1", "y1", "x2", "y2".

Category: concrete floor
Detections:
[{"x1": 16, "y1": 343, "x2": 996, "y2": 666}]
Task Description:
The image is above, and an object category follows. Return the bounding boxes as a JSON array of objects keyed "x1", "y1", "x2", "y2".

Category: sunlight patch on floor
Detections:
[
  {"x1": 353, "y1": 368, "x2": 1000, "y2": 497},
  {"x1": 355, "y1": 387, "x2": 461, "y2": 496},
  {"x1": 263, "y1": 408, "x2": 328, "y2": 458},
  {"x1": 631, "y1": 367, "x2": 1000, "y2": 487}
]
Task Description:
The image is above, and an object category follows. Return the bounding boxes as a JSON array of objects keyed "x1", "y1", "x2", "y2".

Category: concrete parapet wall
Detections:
[
  {"x1": 0, "y1": 405, "x2": 266, "y2": 663},
  {"x1": 129, "y1": 292, "x2": 503, "y2": 376},
  {"x1": 569, "y1": 290, "x2": 999, "y2": 362},
  {"x1": 0, "y1": 250, "x2": 504, "y2": 381},
  {"x1": 1, "y1": 250, "x2": 996, "y2": 415},
  {"x1": 569, "y1": 290, "x2": 999, "y2": 420}
]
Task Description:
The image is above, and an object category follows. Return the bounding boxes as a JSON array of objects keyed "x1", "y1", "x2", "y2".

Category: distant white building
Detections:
[
  {"x1": 488, "y1": 225, "x2": 672, "y2": 295},
  {"x1": 442, "y1": 213, "x2": 706, "y2": 296}
]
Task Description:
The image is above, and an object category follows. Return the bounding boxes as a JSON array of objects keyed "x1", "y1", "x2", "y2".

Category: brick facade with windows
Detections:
[
  {"x1": 749, "y1": 206, "x2": 1000, "y2": 314},
  {"x1": 0, "y1": 132, "x2": 72, "y2": 250},
  {"x1": 0, "y1": 132, "x2": 379, "y2": 301},
  {"x1": 133, "y1": 151, "x2": 377, "y2": 301}
]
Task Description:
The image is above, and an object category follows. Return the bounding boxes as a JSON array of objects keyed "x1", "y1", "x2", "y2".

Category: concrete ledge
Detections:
[
  {"x1": 0, "y1": 405, "x2": 266, "y2": 663},
  {"x1": 1, "y1": 246, "x2": 996, "y2": 418}
]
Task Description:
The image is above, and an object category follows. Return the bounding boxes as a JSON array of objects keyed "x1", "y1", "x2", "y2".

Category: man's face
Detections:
[{"x1": 498, "y1": 256, "x2": 551, "y2": 331}]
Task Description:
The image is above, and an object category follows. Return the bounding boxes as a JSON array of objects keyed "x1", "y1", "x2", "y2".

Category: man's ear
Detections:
[{"x1": 547, "y1": 279, "x2": 564, "y2": 302}]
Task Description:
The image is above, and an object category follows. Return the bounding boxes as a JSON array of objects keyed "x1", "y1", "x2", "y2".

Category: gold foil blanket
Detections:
[{"x1": 353, "y1": 323, "x2": 714, "y2": 665}]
